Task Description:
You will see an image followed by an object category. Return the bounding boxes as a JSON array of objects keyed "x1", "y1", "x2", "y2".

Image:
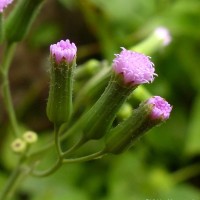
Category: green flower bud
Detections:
[
  {"x1": 23, "y1": 131, "x2": 38, "y2": 144},
  {"x1": 75, "y1": 59, "x2": 101, "y2": 80},
  {"x1": 11, "y1": 138, "x2": 27, "y2": 153},
  {"x1": 117, "y1": 103, "x2": 132, "y2": 120}
]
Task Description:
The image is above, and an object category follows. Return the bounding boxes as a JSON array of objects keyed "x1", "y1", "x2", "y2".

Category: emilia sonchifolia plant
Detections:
[{"x1": 0, "y1": 0, "x2": 172, "y2": 199}]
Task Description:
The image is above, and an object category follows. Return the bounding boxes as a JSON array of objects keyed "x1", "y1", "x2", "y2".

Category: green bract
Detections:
[{"x1": 46, "y1": 57, "x2": 76, "y2": 126}]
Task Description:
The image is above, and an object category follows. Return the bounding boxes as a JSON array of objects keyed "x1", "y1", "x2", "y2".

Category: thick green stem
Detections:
[{"x1": 81, "y1": 73, "x2": 136, "y2": 140}]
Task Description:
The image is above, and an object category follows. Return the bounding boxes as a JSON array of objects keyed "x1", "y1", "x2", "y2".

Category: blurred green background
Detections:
[{"x1": 1, "y1": 0, "x2": 200, "y2": 199}]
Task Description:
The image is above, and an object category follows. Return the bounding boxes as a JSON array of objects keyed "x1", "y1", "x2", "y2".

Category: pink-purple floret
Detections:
[
  {"x1": 0, "y1": 0, "x2": 13, "y2": 12},
  {"x1": 147, "y1": 96, "x2": 172, "y2": 120},
  {"x1": 113, "y1": 48, "x2": 156, "y2": 85},
  {"x1": 50, "y1": 39, "x2": 77, "y2": 64}
]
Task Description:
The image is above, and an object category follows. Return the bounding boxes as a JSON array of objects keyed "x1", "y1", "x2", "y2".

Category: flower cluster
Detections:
[
  {"x1": 0, "y1": 0, "x2": 13, "y2": 13},
  {"x1": 113, "y1": 48, "x2": 156, "y2": 85},
  {"x1": 50, "y1": 39, "x2": 77, "y2": 64},
  {"x1": 147, "y1": 96, "x2": 172, "y2": 120}
]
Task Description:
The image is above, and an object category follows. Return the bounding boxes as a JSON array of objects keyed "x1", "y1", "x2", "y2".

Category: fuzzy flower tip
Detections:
[
  {"x1": 113, "y1": 48, "x2": 156, "y2": 85},
  {"x1": 50, "y1": 39, "x2": 77, "y2": 64},
  {"x1": 0, "y1": 0, "x2": 13, "y2": 13},
  {"x1": 154, "y1": 27, "x2": 171, "y2": 46},
  {"x1": 147, "y1": 96, "x2": 172, "y2": 120}
]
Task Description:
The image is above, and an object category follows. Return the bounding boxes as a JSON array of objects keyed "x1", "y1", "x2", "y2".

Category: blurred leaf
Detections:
[
  {"x1": 145, "y1": 106, "x2": 187, "y2": 158},
  {"x1": 163, "y1": 184, "x2": 200, "y2": 200},
  {"x1": 21, "y1": 163, "x2": 89, "y2": 200},
  {"x1": 185, "y1": 93, "x2": 200, "y2": 156},
  {"x1": 29, "y1": 23, "x2": 62, "y2": 48},
  {"x1": 0, "y1": 173, "x2": 7, "y2": 190},
  {"x1": 58, "y1": 0, "x2": 77, "y2": 9},
  {"x1": 165, "y1": 0, "x2": 200, "y2": 38}
]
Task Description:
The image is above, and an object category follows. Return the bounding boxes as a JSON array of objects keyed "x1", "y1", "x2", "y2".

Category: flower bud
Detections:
[
  {"x1": 80, "y1": 48, "x2": 156, "y2": 141},
  {"x1": 46, "y1": 39, "x2": 77, "y2": 125},
  {"x1": 23, "y1": 131, "x2": 38, "y2": 144},
  {"x1": 131, "y1": 26, "x2": 172, "y2": 55},
  {"x1": 75, "y1": 59, "x2": 101, "y2": 80},
  {"x1": 154, "y1": 27, "x2": 171, "y2": 46},
  {"x1": 11, "y1": 138, "x2": 27, "y2": 153},
  {"x1": 5, "y1": 0, "x2": 44, "y2": 42},
  {"x1": 104, "y1": 96, "x2": 172, "y2": 154},
  {"x1": 117, "y1": 103, "x2": 132, "y2": 120}
]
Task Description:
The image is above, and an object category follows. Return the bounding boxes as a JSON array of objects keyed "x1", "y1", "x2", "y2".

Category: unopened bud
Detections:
[
  {"x1": 11, "y1": 138, "x2": 27, "y2": 153},
  {"x1": 23, "y1": 131, "x2": 38, "y2": 144}
]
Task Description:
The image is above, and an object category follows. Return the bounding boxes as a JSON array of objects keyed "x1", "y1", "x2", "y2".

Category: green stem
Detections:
[
  {"x1": 54, "y1": 124, "x2": 62, "y2": 157},
  {"x1": 0, "y1": 43, "x2": 20, "y2": 137},
  {"x1": 62, "y1": 150, "x2": 106, "y2": 163},
  {"x1": 0, "y1": 156, "x2": 27, "y2": 200},
  {"x1": 31, "y1": 158, "x2": 62, "y2": 177},
  {"x1": 30, "y1": 124, "x2": 63, "y2": 177},
  {"x1": 62, "y1": 136, "x2": 87, "y2": 158},
  {"x1": 172, "y1": 163, "x2": 200, "y2": 184},
  {"x1": 31, "y1": 150, "x2": 106, "y2": 177},
  {"x1": 26, "y1": 117, "x2": 84, "y2": 159}
]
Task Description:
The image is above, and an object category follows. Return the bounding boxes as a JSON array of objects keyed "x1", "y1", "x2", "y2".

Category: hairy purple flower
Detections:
[
  {"x1": 0, "y1": 0, "x2": 13, "y2": 13},
  {"x1": 147, "y1": 96, "x2": 172, "y2": 120},
  {"x1": 50, "y1": 39, "x2": 77, "y2": 64},
  {"x1": 113, "y1": 48, "x2": 156, "y2": 85}
]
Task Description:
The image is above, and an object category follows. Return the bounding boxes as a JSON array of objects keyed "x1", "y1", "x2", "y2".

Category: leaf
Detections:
[{"x1": 185, "y1": 93, "x2": 200, "y2": 156}]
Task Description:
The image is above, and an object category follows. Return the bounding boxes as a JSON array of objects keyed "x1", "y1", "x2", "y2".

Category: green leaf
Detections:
[{"x1": 185, "y1": 93, "x2": 200, "y2": 156}]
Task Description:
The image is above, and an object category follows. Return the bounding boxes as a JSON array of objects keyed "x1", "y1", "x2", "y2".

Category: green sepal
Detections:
[
  {"x1": 46, "y1": 58, "x2": 76, "y2": 126},
  {"x1": 80, "y1": 72, "x2": 137, "y2": 141},
  {"x1": 5, "y1": 0, "x2": 44, "y2": 42},
  {"x1": 104, "y1": 102, "x2": 161, "y2": 154}
]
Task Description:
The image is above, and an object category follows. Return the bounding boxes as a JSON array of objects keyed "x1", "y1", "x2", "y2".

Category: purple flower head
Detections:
[
  {"x1": 147, "y1": 96, "x2": 172, "y2": 120},
  {"x1": 113, "y1": 48, "x2": 156, "y2": 85},
  {"x1": 50, "y1": 39, "x2": 77, "y2": 64},
  {"x1": 0, "y1": 0, "x2": 13, "y2": 13}
]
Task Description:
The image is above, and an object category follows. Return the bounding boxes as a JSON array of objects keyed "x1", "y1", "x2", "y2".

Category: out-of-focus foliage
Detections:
[{"x1": 1, "y1": 0, "x2": 200, "y2": 199}]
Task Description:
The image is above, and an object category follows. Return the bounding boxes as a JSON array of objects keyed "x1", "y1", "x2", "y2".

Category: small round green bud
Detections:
[
  {"x1": 117, "y1": 103, "x2": 132, "y2": 120},
  {"x1": 11, "y1": 138, "x2": 27, "y2": 153},
  {"x1": 23, "y1": 131, "x2": 38, "y2": 144}
]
